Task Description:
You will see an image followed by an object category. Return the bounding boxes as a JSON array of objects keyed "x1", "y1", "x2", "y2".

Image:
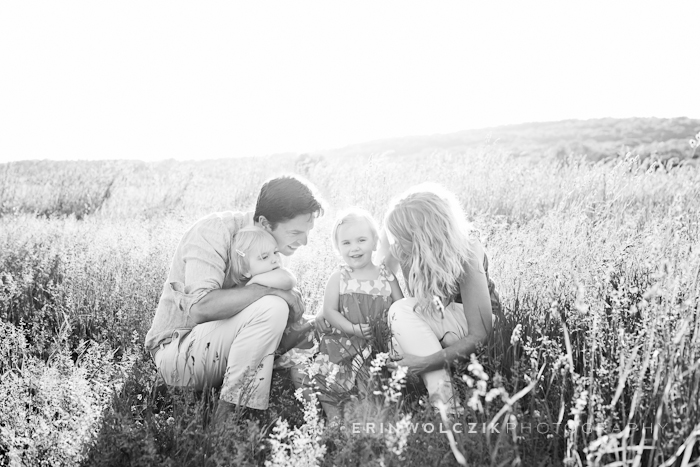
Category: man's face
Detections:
[{"x1": 264, "y1": 213, "x2": 316, "y2": 256}]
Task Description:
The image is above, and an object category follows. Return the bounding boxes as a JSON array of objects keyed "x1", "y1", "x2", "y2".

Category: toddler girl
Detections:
[
  {"x1": 313, "y1": 208, "x2": 404, "y2": 419},
  {"x1": 230, "y1": 226, "x2": 297, "y2": 290},
  {"x1": 232, "y1": 227, "x2": 315, "y2": 358}
]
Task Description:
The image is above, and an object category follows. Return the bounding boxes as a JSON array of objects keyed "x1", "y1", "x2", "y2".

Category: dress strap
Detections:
[
  {"x1": 338, "y1": 263, "x2": 352, "y2": 294},
  {"x1": 379, "y1": 262, "x2": 395, "y2": 281}
]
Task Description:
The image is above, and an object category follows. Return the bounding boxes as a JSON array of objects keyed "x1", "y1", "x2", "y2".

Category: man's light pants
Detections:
[{"x1": 154, "y1": 295, "x2": 288, "y2": 409}]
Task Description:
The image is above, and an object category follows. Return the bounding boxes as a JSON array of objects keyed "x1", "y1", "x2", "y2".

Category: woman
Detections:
[{"x1": 379, "y1": 183, "x2": 501, "y2": 409}]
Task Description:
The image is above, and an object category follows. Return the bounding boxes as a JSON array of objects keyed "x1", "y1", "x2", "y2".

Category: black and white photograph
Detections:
[{"x1": 1, "y1": 2, "x2": 699, "y2": 466}]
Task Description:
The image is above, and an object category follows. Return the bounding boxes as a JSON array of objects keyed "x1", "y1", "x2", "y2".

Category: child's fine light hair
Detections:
[
  {"x1": 384, "y1": 183, "x2": 476, "y2": 303},
  {"x1": 330, "y1": 207, "x2": 380, "y2": 253},
  {"x1": 230, "y1": 226, "x2": 278, "y2": 285}
]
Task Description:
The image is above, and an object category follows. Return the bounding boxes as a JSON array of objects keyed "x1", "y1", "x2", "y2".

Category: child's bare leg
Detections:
[
  {"x1": 321, "y1": 401, "x2": 341, "y2": 421},
  {"x1": 291, "y1": 367, "x2": 342, "y2": 421},
  {"x1": 290, "y1": 367, "x2": 316, "y2": 402}
]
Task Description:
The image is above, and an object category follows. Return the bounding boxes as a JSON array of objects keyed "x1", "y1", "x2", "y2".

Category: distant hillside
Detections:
[{"x1": 310, "y1": 117, "x2": 700, "y2": 162}]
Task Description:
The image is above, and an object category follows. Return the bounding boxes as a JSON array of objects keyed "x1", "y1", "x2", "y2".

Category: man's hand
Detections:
[{"x1": 274, "y1": 288, "x2": 305, "y2": 321}]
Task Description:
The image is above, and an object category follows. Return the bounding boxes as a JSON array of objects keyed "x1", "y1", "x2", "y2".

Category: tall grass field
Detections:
[{"x1": 1, "y1": 148, "x2": 699, "y2": 466}]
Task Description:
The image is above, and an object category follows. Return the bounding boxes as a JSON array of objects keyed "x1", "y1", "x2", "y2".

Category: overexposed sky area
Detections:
[{"x1": 1, "y1": 1, "x2": 699, "y2": 162}]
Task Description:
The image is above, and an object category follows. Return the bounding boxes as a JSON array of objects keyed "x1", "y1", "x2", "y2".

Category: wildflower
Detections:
[
  {"x1": 573, "y1": 390, "x2": 588, "y2": 413},
  {"x1": 467, "y1": 390, "x2": 483, "y2": 412},
  {"x1": 467, "y1": 354, "x2": 489, "y2": 381},
  {"x1": 385, "y1": 364, "x2": 407, "y2": 405},
  {"x1": 385, "y1": 413, "x2": 412, "y2": 456},
  {"x1": 325, "y1": 365, "x2": 339, "y2": 387},
  {"x1": 268, "y1": 389, "x2": 326, "y2": 467},
  {"x1": 461, "y1": 375, "x2": 474, "y2": 387},
  {"x1": 485, "y1": 387, "x2": 507, "y2": 403},
  {"x1": 691, "y1": 140, "x2": 697, "y2": 149},
  {"x1": 370, "y1": 352, "x2": 390, "y2": 375},
  {"x1": 510, "y1": 324, "x2": 522, "y2": 346}
]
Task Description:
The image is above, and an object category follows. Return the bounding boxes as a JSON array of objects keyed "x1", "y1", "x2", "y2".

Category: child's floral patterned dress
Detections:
[{"x1": 314, "y1": 263, "x2": 396, "y2": 392}]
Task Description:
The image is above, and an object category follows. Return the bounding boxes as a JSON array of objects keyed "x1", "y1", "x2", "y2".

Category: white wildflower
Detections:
[
  {"x1": 384, "y1": 413, "x2": 412, "y2": 456},
  {"x1": 370, "y1": 352, "x2": 390, "y2": 375},
  {"x1": 268, "y1": 389, "x2": 326, "y2": 467},
  {"x1": 510, "y1": 324, "x2": 522, "y2": 346}
]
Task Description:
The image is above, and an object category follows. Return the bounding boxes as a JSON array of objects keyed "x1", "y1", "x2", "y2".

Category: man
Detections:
[{"x1": 145, "y1": 175, "x2": 323, "y2": 419}]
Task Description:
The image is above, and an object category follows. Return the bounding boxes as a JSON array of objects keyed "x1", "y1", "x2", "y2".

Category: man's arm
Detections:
[
  {"x1": 177, "y1": 214, "x2": 303, "y2": 325},
  {"x1": 189, "y1": 284, "x2": 289, "y2": 325}
]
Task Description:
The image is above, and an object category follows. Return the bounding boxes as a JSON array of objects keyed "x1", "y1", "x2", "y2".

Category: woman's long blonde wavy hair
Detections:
[{"x1": 384, "y1": 183, "x2": 476, "y2": 304}]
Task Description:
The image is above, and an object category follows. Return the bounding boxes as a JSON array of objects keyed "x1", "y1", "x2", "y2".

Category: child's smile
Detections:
[{"x1": 336, "y1": 219, "x2": 377, "y2": 270}]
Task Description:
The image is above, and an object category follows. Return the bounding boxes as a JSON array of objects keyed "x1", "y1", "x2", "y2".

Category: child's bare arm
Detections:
[
  {"x1": 246, "y1": 267, "x2": 297, "y2": 290},
  {"x1": 388, "y1": 275, "x2": 404, "y2": 302},
  {"x1": 321, "y1": 270, "x2": 371, "y2": 339}
]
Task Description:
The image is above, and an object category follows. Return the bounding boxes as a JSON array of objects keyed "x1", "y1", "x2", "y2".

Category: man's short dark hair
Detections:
[{"x1": 254, "y1": 175, "x2": 324, "y2": 228}]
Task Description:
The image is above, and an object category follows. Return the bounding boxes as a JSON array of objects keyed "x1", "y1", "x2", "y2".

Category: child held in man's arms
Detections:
[
  {"x1": 233, "y1": 227, "x2": 315, "y2": 355},
  {"x1": 231, "y1": 226, "x2": 296, "y2": 289}
]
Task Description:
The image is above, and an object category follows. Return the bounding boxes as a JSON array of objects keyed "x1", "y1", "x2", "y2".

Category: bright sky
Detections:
[{"x1": 1, "y1": 1, "x2": 698, "y2": 162}]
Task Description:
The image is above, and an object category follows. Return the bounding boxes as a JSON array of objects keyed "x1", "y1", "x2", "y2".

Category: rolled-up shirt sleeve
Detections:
[{"x1": 171, "y1": 216, "x2": 230, "y2": 317}]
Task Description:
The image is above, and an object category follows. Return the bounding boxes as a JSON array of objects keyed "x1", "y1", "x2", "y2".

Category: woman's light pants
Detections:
[
  {"x1": 389, "y1": 298, "x2": 470, "y2": 408},
  {"x1": 153, "y1": 295, "x2": 288, "y2": 410}
]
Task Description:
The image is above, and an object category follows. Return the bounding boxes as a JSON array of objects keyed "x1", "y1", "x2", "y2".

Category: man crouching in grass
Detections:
[{"x1": 145, "y1": 175, "x2": 324, "y2": 423}]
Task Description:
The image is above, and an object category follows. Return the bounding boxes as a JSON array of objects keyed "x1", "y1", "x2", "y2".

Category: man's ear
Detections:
[{"x1": 258, "y1": 215, "x2": 272, "y2": 232}]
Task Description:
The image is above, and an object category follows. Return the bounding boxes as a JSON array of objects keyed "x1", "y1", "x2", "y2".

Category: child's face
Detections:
[
  {"x1": 246, "y1": 241, "x2": 281, "y2": 278},
  {"x1": 336, "y1": 219, "x2": 377, "y2": 270}
]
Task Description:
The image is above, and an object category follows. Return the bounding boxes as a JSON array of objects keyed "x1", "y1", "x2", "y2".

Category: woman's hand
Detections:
[{"x1": 387, "y1": 352, "x2": 426, "y2": 374}]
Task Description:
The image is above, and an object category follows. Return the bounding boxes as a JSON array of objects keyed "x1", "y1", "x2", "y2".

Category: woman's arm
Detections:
[
  {"x1": 321, "y1": 270, "x2": 371, "y2": 339},
  {"x1": 246, "y1": 267, "x2": 297, "y2": 290},
  {"x1": 376, "y1": 229, "x2": 400, "y2": 276},
  {"x1": 391, "y1": 246, "x2": 493, "y2": 374}
]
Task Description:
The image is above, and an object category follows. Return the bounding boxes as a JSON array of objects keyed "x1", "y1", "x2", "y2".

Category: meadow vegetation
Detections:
[{"x1": 1, "y1": 146, "x2": 699, "y2": 466}]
